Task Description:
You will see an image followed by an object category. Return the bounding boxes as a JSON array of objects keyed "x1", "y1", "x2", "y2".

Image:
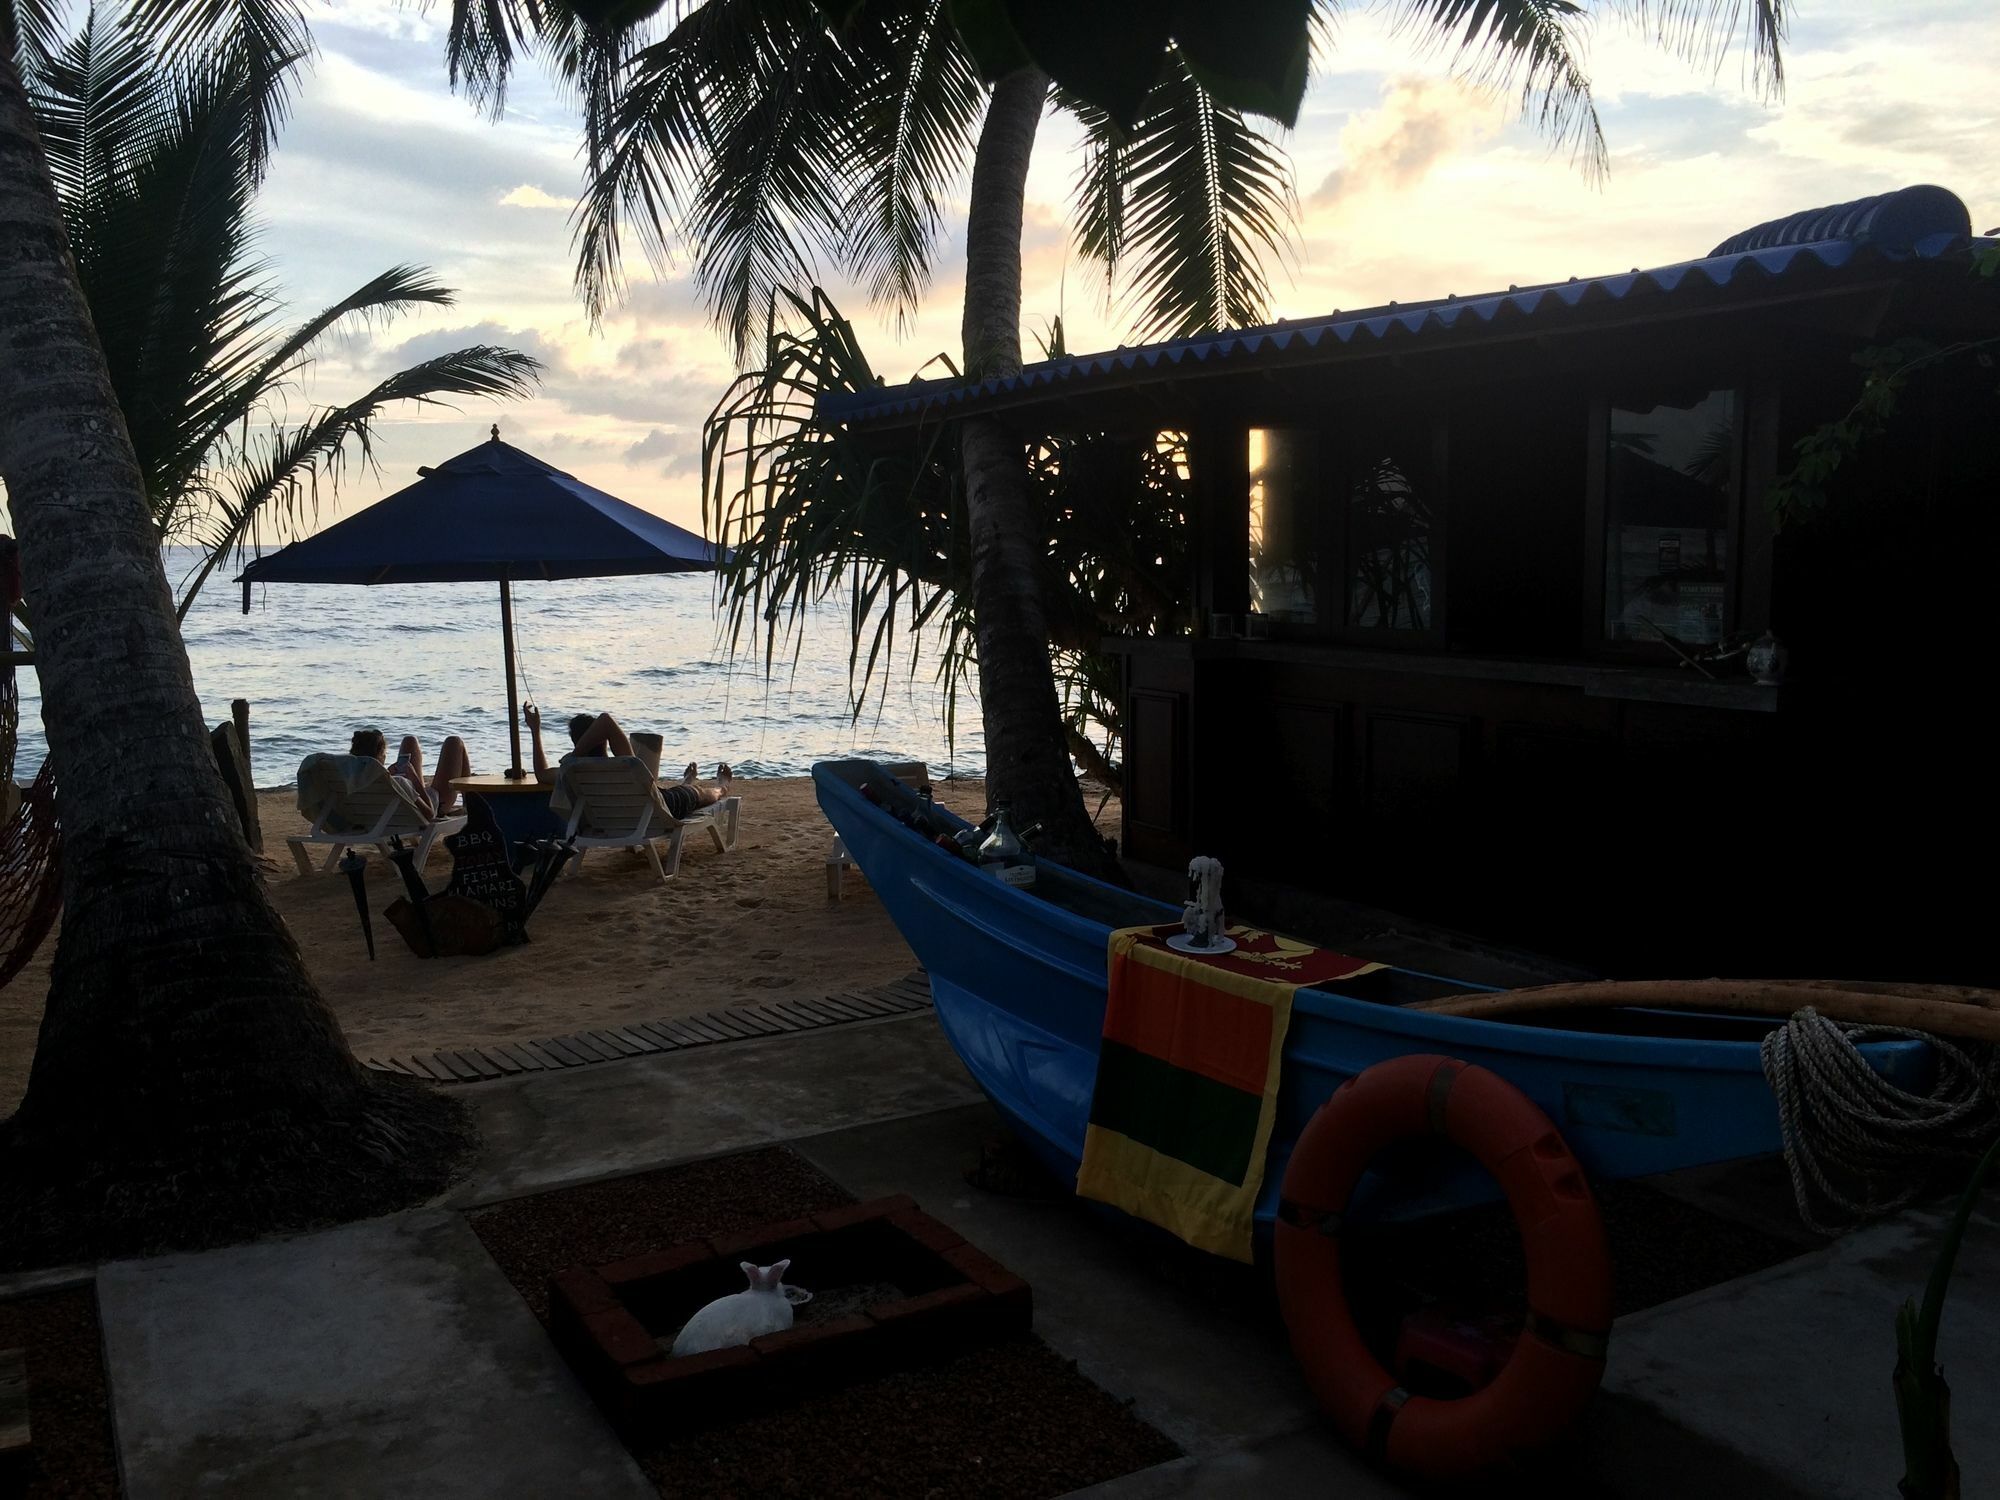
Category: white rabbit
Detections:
[{"x1": 670, "y1": 1260, "x2": 794, "y2": 1357}]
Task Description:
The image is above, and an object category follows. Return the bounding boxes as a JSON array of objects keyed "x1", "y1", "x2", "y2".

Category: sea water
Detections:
[{"x1": 7, "y1": 549, "x2": 985, "y2": 788}]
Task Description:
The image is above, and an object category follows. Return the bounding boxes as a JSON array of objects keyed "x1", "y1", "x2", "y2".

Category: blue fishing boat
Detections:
[{"x1": 815, "y1": 759, "x2": 1931, "y2": 1242}]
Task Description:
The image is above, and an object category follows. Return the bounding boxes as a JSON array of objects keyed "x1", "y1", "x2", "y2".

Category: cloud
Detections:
[
  {"x1": 500, "y1": 183, "x2": 574, "y2": 210},
  {"x1": 386, "y1": 320, "x2": 562, "y2": 367},
  {"x1": 1309, "y1": 77, "x2": 1495, "y2": 209},
  {"x1": 625, "y1": 426, "x2": 703, "y2": 478},
  {"x1": 545, "y1": 365, "x2": 724, "y2": 425}
]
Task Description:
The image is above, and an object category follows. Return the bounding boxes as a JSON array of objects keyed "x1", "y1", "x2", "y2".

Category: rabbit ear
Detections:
[
  {"x1": 739, "y1": 1261, "x2": 759, "y2": 1285},
  {"x1": 769, "y1": 1258, "x2": 791, "y2": 1285}
]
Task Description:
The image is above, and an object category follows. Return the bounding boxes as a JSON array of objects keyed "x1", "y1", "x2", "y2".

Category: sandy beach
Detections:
[{"x1": 0, "y1": 775, "x2": 1009, "y2": 1112}]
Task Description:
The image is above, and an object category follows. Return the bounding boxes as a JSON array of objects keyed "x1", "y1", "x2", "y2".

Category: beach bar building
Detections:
[{"x1": 822, "y1": 187, "x2": 1999, "y2": 978}]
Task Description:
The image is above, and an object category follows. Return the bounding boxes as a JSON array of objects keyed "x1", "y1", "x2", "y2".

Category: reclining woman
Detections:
[
  {"x1": 524, "y1": 704, "x2": 732, "y2": 818},
  {"x1": 350, "y1": 726, "x2": 473, "y2": 818}
]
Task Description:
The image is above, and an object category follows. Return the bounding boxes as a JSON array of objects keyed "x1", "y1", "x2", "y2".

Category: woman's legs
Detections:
[
  {"x1": 431, "y1": 736, "x2": 472, "y2": 814},
  {"x1": 391, "y1": 736, "x2": 433, "y2": 814}
]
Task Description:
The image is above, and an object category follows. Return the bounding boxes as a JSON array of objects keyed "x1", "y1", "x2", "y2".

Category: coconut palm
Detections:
[
  {"x1": 29, "y1": 12, "x2": 540, "y2": 621},
  {"x1": 0, "y1": 10, "x2": 476, "y2": 1268}
]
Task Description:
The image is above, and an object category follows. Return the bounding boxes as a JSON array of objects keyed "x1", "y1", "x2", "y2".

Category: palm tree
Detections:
[
  {"x1": 30, "y1": 12, "x2": 540, "y2": 622},
  {"x1": 701, "y1": 286, "x2": 1191, "y2": 787},
  {"x1": 549, "y1": 0, "x2": 1790, "y2": 871},
  {"x1": 0, "y1": 12, "x2": 474, "y2": 1267}
]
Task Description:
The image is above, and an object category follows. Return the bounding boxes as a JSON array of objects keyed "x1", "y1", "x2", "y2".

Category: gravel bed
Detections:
[
  {"x1": 0, "y1": 1285, "x2": 120, "y2": 1498},
  {"x1": 467, "y1": 1147, "x2": 852, "y2": 1322},
  {"x1": 468, "y1": 1148, "x2": 1181, "y2": 1499},
  {"x1": 794, "y1": 1280, "x2": 905, "y2": 1323},
  {"x1": 641, "y1": 1337, "x2": 1179, "y2": 1500}
]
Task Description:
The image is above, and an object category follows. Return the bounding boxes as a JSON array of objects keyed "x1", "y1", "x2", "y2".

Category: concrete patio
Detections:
[{"x1": 12, "y1": 1009, "x2": 1995, "y2": 1498}]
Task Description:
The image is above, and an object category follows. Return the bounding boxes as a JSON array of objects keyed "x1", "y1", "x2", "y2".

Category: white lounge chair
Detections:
[
  {"x1": 555, "y1": 756, "x2": 741, "y2": 882},
  {"x1": 287, "y1": 754, "x2": 467, "y2": 877}
]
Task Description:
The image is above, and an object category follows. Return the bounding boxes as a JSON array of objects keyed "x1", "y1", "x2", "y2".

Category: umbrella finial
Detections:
[{"x1": 490, "y1": 423, "x2": 500, "y2": 442}]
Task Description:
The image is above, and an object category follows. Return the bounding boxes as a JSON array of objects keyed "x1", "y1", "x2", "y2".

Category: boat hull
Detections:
[{"x1": 815, "y1": 762, "x2": 1930, "y2": 1236}]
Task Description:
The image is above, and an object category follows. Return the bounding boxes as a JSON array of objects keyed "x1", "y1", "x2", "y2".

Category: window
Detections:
[
  {"x1": 1248, "y1": 421, "x2": 1444, "y2": 639},
  {"x1": 1603, "y1": 390, "x2": 1735, "y2": 647},
  {"x1": 1346, "y1": 438, "x2": 1436, "y2": 631},
  {"x1": 1249, "y1": 427, "x2": 1320, "y2": 624}
]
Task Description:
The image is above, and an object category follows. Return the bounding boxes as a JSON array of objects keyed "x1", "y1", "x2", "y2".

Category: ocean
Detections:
[{"x1": 7, "y1": 549, "x2": 985, "y2": 789}]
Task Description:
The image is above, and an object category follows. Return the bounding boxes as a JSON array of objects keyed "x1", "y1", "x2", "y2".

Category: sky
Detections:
[{"x1": 73, "y1": 0, "x2": 2000, "y2": 537}]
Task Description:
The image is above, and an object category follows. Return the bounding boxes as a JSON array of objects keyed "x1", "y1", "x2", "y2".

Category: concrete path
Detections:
[
  {"x1": 96, "y1": 1209, "x2": 652, "y2": 1499},
  {"x1": 64, "y1": 1004, "x2": 1996, "y2": 1500},
  {"x1": 1601, "y1": 1201, "x2": 2000, "y2": 1500},
  {"x1": 92, "y1": 1012, "x2": 980, "y2": 1498},
  {"x1": 801, "y1": 1103, "x2": 1328, "y2": 1462},
  {"x1": 450, "y1": 1011, "x2": 983, "y2": 1205},
  {"x1": 795, "y1": 1103, "x2": 1895, "y2": 1500}
]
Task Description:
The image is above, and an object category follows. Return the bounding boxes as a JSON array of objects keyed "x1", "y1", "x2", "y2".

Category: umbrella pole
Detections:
[{"x1": 500, "y1": 579, "x2": 525, "y2": 779}]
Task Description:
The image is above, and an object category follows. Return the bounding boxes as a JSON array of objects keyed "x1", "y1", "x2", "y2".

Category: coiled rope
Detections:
[{"x1": 1760, "y1": 1008, "x2": 2000, "y2": 1235}]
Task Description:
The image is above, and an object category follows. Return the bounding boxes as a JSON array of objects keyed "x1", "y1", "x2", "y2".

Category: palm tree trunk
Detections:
[
  {"x1": 0, "y1": 54, "x2": 468, "y2": 1267},
  {"x1": 959, "y1": 68, "x2": 1115, "y2": 876}
]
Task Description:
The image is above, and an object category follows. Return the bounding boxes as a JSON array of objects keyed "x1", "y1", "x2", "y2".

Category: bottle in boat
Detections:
[
  {"x1": 862, "y1": 778, "x2": 961, "y2": 856},
  {"x1": 979, "y1": 804, "x2": 1036, "y2": 888}
]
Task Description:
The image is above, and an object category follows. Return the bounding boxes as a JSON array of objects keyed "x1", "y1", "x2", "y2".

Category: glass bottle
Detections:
[
  {"x1": 979, "y1": 804, "x2": 1035, "y2": 887},
  {"x1": 979, "y1": 804, "x2": 1024, "y2": 867}
]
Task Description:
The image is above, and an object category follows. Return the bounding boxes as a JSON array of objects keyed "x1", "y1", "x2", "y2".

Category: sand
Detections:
[{"x1": 0, "y1": 775, "x2": 1001, "y2": 1113}]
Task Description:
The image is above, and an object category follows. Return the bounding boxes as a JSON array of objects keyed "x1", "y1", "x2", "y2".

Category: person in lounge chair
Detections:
[
  {"x1": 350, "y1": 726, "x2": 472, "y2": 817},
  {"x1": 525, "y1": 705, "x2": 733, "y2": 819}
]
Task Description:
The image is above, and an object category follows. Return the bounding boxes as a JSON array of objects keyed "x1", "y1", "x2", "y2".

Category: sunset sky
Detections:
[{"x1": 117, "y1": 0, "x2": 2000, "y2": 536}]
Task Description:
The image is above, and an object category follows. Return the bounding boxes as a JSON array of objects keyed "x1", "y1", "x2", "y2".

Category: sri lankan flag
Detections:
[{"x1": 1075, "y1": 925, "x2": 1383, "y2": 1262}]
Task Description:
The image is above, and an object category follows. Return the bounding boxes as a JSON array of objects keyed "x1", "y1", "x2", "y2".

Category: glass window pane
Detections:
[
  {"x1": 1604, "y1": 390, "x2": 1734, "y2": 645},
  {"x1": 1347, "y1": 444, "x2": 1434, "y2": 630},
  {"x1": 1249, "y1": 428, "x2": 1319, "y2": 624}
]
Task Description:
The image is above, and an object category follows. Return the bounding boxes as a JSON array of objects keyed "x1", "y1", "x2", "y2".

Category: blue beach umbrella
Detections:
[{"x1": 237, "y1": 427, "x2": 722, "y2": 776}]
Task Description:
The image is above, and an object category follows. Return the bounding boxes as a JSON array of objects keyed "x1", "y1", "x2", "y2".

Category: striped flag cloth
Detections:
[{"x1": 1076, "y1": 925, "x2": 1382, "y2": 1262}]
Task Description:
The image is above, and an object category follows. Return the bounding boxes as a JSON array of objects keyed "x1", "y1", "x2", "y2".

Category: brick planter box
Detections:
[{"x1": 549, "y1": 1196, "x2": 1032, "y2": 1433}]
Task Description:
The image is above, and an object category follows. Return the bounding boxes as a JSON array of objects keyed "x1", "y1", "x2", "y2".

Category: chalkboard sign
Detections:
[{"x1": 442, "y1": 795, "x2": 529, "y2": 945}]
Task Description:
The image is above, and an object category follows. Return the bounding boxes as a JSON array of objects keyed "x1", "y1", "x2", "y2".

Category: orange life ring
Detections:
[{"x1": 1273, "y1": 1054, "x2": 1612, "y2": 1479}]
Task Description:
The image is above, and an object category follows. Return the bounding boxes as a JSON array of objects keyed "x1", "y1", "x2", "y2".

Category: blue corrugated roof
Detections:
[{"x1": 819, "y1": 187, "x2": 1989, "y2": 430}]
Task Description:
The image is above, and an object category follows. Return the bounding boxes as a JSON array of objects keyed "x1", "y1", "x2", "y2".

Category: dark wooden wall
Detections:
[{"x1": 1110, "y1": 281, "x2": 2000, "y2": 982}]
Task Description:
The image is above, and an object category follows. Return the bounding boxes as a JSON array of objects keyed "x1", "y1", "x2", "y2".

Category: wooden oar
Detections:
[
  {"x1": 1408, "y1": 980, "x2": 2000, "y2": 1044},
  {"x1": 1759, "y1": 979, "x2": 2000, "y2": 1006}
]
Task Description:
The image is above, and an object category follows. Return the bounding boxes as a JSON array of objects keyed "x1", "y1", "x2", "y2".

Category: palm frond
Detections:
[
  {"x1": 3, "y1": 0, "x2": 70, "y2": 84},
  {"x1": 701, "y1": 285, "x2": 969, "y2": 729},
  {"x1": 1391, "y1": 0, "x2": 1605, "y2": 176},
  {"x1": 27, "y1": 8, "x2": 165, "y2": 205},
  {"x1": 444, "y1": 0, "x2": 535, "y2": 117},
  {"x1": 122, "y1": 0, "x2": 312, "y2": 177},
  {"x1": 193, "y1": 263, "x2": 461, "y2": 456},
  {"x1": 178, "y1": 344, "x2": 542, "y2": 615},
  {"x1": 1612, "y1": 0, "x2": 1789, "y2": 95},
  {"x1": 1091, "y1": 52, "x2": 1296, "y2": 340},
  {"x1": 574, "y1": 0, "x2": 876, "y2": 355},
  {"x1": 1058, "y1": 87, "x2": 1128, "y2": 306},
  {"x1": 679, "y1": 4, "x2": 865, "y2": 357},
  {"x1": 703, "y1": 285, "x2": 1194, "y2": 765},
  {"x1": 841, "y1": 0, "x2": 984, "y2": 329},
  {"x1": 571, "y1": 0, "x2": 769, "y2": 323},
  {"x1": 55, "y1": 39, "x2": 273, "y2": 515}
]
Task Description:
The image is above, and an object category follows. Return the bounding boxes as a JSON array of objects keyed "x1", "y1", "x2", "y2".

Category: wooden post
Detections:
[
  {"x1": 231, "y1": 699, "x2": 261, "y2": 850},
  {"x1": 499, "y1": 579, "x2": 525, "y2": 778},
  {"x1": 231, "y1": 697, "x2": 251, "y2": 785},
  {"x1": 210, "y1": 721, "x2": 260, "y2": 851}
]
